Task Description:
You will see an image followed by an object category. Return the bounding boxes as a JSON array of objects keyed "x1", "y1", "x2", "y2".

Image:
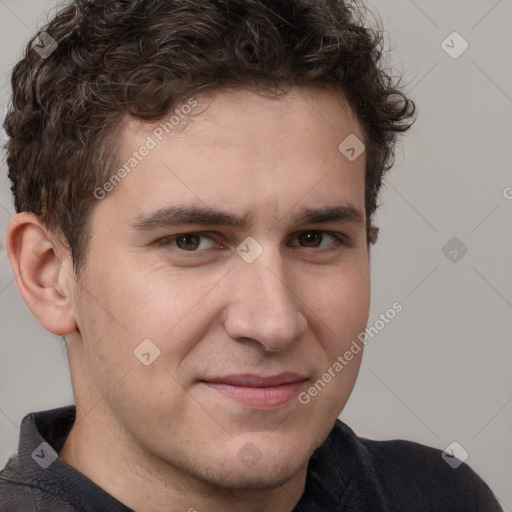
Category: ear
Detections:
[
  {"x1": 6, "y1": 212, "x2": 78, "y2": 336},
  {"x1": 369, "y1": 224, "x2": 379, "y2": 245}
]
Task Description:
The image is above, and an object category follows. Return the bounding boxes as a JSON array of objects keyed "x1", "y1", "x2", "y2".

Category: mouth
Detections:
[{"x1": 200, "y1": 373, "x2": 308, "y2": 409}]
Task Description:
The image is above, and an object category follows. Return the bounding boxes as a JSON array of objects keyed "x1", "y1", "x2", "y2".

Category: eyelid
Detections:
[
  {"x1": 287, "y1": 230, "x2": 346, "y2": 248},
  {"x1": 157, "y1": 229, "x2": 348, "y2": 252},
  {"x1": 156, "y1": 231, "x2": 222, "y2": 249}
]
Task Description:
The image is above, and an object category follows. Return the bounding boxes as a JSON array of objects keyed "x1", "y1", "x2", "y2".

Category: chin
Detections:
[
  {"x1": 213, "y1": 461, "x2": 305, "y2": 492},
  {"x1": 181, "y1": 445, "x2": 309, "y2": 493}
]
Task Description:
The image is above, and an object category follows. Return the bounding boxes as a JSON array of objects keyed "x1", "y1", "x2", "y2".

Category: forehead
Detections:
[
  {"x1": 122, "y1": 85, "x2": 362, "y2": 154},
  {"x1": 93, "y1": 86, "x2": 366, "y2": 231}
]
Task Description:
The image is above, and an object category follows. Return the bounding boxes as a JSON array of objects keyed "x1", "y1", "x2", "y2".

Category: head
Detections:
[{"x1": 5, "y1": 0, "x2": 414, "y2": 496}]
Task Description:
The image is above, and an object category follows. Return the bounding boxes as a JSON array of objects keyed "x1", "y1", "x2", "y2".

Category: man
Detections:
[{"x1": 0, "y1": 0, "x2": 503, "y2": 510}]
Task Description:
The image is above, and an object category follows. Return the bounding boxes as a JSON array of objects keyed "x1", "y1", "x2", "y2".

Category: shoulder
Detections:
[
  {"x1": 0, "y1": 454, "x2": 40, "y2": 511},
  {"x1": 328, "y1": 420, "x2": 503, "y2": 511},
  {"x1": 0, "y1": 406, "x2": 83, "y2": 512}
]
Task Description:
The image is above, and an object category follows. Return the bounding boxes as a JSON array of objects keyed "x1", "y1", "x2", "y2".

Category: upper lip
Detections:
[{"x1": 201, "y1": 373, "x2": 307, "y2": 387}]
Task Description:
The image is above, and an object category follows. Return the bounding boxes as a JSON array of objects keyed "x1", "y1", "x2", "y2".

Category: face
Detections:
[{"x1": 69, "y1": 86, "x2": 370, "y2": 490}]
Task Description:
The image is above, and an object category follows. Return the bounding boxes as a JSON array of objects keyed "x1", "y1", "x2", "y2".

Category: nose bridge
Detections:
[{"x1": 224, "y1": 244, "x2": 307, "y2": 351}]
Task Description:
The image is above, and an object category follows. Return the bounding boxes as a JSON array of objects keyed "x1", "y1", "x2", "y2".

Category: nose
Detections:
[{"x1": 223, "y1": 246, "x2": 308, "y2": 352}]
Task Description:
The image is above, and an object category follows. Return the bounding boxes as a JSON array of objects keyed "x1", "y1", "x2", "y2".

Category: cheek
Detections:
[
  {"x1": 310, "y1": 256, "x2": 370, "y2": 352},
  {"x1": 75, "y1": 255, "x2": 226, "y2": 369},
  {"x1": 293, "y1": 260, "x2": 369, "y2": 445}
]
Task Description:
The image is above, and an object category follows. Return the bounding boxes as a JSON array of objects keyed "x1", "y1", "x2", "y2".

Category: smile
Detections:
[{"x1": 200, "y1": 373, "x2": 308, "y2": 409}]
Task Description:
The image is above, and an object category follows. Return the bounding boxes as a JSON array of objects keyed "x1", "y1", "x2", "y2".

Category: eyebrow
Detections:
[{"x1": 130, "y1": 204, "x2": 364, "y2": 231}]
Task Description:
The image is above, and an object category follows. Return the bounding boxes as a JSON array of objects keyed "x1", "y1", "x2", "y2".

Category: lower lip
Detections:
[{"x1": 202, "y1": 381, "x2": 305, "y2": 409}]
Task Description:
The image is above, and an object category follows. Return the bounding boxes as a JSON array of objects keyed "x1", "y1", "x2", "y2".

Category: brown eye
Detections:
[
  {"x1": 175, "y1": 234, "x2": 201, "y2": 250},
  {"x1": 289, "y1": 231, "x2": 345, "y2": 250},
  {"x1": 298, "y1": 231, "x2": 323, "y2": 247},
  {"x1": 158, "y1": 232, "x2": 217, "y2": 252}
]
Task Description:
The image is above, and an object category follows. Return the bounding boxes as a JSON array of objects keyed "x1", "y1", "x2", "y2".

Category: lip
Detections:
[{"x1": 200, "y1": 373, "x2": 307, "y2": 409}]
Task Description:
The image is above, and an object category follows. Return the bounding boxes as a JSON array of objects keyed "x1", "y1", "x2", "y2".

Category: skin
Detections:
[{"x1": 7, "y1": 86, "x2": 372, "y2": 512}]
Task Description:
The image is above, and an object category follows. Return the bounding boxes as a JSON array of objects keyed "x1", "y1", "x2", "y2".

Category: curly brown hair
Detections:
[{"x1": 4, "y1": 0, "x2": 415, "y2": 278}]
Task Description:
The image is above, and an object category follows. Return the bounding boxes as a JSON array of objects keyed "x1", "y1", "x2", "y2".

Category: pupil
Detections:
[
  {"x1": 300, "y1": 232, "x2": 321, "y2": 247},
  {"x1": 177, "y1": 234, "x2": 199, "y2": 250}
]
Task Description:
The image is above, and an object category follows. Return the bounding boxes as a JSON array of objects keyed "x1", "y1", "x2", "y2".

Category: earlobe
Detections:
[
  {"x1": 369, "y1": 225, "x2": 379, "y2": 245},
  {"x1": 6, "y1": 212, "x2": 78, "y2": 336}
]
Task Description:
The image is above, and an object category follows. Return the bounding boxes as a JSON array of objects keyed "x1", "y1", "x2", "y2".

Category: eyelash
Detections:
[{"x1": 156, "y1": 230, "x2": 347, "y2": 255}]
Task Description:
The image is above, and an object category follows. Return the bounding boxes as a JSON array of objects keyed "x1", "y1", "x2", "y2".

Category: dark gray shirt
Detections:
[{"x1": 0, "y1": 406, "x2": 503, "y2": 511}]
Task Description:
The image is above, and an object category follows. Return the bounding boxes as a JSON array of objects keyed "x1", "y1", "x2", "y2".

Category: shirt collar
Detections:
[
  {"x1": 19, "y1": 406, "x2": 374, "y2": 511},
  {"x1": 18, "y1": 405, "x2": 133, "y2": 511}
]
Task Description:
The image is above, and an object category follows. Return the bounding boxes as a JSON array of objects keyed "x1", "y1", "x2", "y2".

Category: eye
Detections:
[
  {"x1": 157, "y1": 232, "x2": 218, "y2": 251},
  {"x1": 290, "y1": 230, "x2": 345, "y2": 249},
  {"x1": 156, "y1": 230, "x2": 346, "y2": 255}
]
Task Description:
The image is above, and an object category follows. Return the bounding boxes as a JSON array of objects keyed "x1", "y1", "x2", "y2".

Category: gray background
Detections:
[{"x1": 0, "y1": 0, "x2": 510, "y2": 507}]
